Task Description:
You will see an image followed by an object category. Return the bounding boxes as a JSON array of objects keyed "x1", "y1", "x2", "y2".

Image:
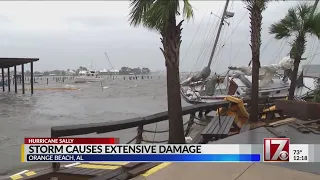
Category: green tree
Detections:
[
  {"x1": 129, "y1": 0, "x2": 194, "y2": 143},
  {"x1": 243, "y1": 0, "x2": 271, "y2": 122},
  {"x1": 269, "y1": 3, "x2": 320, "y2": 100}
]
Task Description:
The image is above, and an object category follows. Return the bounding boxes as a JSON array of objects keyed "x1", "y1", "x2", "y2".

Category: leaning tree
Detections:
[{"x1": 269, "y1": 2, "x2": 320, "y2": 100}]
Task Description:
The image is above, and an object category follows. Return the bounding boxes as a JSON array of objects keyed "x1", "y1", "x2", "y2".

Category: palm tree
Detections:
[
  {"x1": 129, "y1": 0, "x2": 194, "y2": 143},
  {"x1": 243, "y1": 0, "x2": 271, "y2": 122},
  {"x1": 269, "y1": 2, "x2": 320, "y2": 100}
]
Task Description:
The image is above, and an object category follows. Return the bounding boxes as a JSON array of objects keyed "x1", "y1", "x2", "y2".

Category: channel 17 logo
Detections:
[{"x1": 264, "y1": 138, "x2": 290, "y2": 162}]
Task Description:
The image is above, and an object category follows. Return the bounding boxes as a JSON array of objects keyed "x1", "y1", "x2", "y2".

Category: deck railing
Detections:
[{"x1": 50, "y1": 101, "x2": 230, "y2": 171}]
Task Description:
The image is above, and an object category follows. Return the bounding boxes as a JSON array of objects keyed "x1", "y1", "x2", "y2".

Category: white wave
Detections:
[{"x1": 65, "y1": 84, "x2": 75, "y2": 88}]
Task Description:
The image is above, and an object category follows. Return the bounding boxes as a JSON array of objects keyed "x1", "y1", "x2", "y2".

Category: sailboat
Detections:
[{"x1": 180, "y1": 0, "x2": 317, "y2": 104}]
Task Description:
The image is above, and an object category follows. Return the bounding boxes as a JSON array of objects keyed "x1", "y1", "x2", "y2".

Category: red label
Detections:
[
  {"x1": 24, "y1": 138, "x2": 119, "y2": 144},
  {"x1": 264, "y1": 138, "x2": 290, "y2": 162}
]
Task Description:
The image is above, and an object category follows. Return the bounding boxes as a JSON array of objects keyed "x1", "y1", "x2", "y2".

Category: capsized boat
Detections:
[
  {"x1": 181, "y1": 56, "x2": 317, "y2": 104},
  {"x1": 74, "y1": 70, "x2": 105, "y2": 83},
  {"x1": 180, "y1": 0, "x2": 316, "y2": 104}
]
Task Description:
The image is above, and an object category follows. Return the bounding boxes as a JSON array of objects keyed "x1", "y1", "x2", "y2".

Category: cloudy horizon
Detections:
[{"x1": 0, "y1": 1, "x2": 319, "y2": 73}]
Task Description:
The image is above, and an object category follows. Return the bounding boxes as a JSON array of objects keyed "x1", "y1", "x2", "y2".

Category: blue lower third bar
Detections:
[{"x1": 26, "y1": 154, "x2": 261, "y2": 162}]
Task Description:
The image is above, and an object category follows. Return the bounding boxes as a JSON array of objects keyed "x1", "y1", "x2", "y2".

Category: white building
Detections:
[{"x1": 99, "y1": 69, "x2": 119, "y2": 75}]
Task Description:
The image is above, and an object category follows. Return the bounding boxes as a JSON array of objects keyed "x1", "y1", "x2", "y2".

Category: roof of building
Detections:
[{"x1": 0, "y1": 58, "x2": 39, "y2": 68}]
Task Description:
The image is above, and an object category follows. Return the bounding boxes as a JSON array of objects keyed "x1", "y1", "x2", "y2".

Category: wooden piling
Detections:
[
  {"x1": 30, "y1": 62, "x2": 34, "y2": 94},
  {"x1": 14, "y1": 66, "x2": 17, "y2": 93},
  {"x1": 7, "y1": 67, "x2": 10, "y2": 92},
  {"x1": 1, "y1": 68, "x2": 4, "y2": 92},
  {"x1": 21, "y1": 64, "x2": 25, "y2": 94}
]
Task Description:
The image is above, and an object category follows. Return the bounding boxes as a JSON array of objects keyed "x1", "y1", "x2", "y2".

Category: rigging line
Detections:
[
  {"x1": 210, "y1": 11, "x2": 248, "y2": 66},
  {"x1": 261, "y1": 37, "x2": 273, "y2": 56},
  {"x1": 180, "y1": 9, "x2": 209, "y2": 66},
  {"x1": 269, "y1": 39, "x2": 285, "y2": 64},
  {"x1": 207, "y1": 25, "x2": 227, "y2": 69},
  {"x1": 194, "y1": 6, "x2": 226, "y2": 71},
  {"x1": 303, "y1": 37, "x2": 316, "y2": 67},
  {"x1": 190, "y1": 12, "x2": 216, "y2": 73},
  {"x1": 271, "y1": 39, "x2": 285, "y2": 61},
  {"x1": 229, "y1": 1, "x2": 234, "y2": 66},
  {"x1": 214, "y1": 25, "x2": 229, "y2": 71},
  {"x1": 275, "y1": 42, "x2": 286, "y2": 64},
  {"x1": 304, "y1": 41, "x2": 320, "y2": 73},
  {"x1": 273, "y1": 40, "x2": 285, "y2": 62},
  {"x1": 219, "y1": 11, "x2": 248, "y2": 47},
  {"x1": 192, "y1": 15, "x2": 221, "y2": 73},
  {"x1": 198, "y1": 14, "x2": 222, "y2": 63},
  {"x1": 230, "y1": 34, "x2": 250, "y2": 64}
]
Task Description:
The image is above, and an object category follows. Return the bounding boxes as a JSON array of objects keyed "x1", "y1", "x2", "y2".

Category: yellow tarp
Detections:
[{"x1": 217, "y1": 96, "x2": 249, "y2": 128}]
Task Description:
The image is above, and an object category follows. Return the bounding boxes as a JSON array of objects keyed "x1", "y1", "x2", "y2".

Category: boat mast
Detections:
[
  {"x1": 207, "y1": 0, "x2": 230, "y2": 68},
  {"x1": 104, "y1": 52, "x2": 115, "y2": 71}
]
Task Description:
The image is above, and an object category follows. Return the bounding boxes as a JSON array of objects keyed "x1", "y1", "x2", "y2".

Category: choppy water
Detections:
[{"x1": 0, "y1": 75, "x2": 195, "y2": 175}]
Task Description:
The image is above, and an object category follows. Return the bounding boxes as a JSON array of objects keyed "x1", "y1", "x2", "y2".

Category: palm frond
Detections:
[
  {"x1": 128, "y1": 0, "x2": 194, "y2": 31},
  {"x1": 182, "y1": 0, "x2": 194, "y2": 20},
  {"x1": 242, "y1": 0, "x2": 270, "y2": 12},
  {"x1": 269, "y1": 22, "x2": 291, "y2": 39},
  {"x1": 269, "y1": 7, "x2": 300, "y2": 39},
  {"x1": 128, "y1": 0, "x2": 156, "y2": 27},
  {"x1": 142, "y1": 0, "x2": 178, "y2": 30},
  {"x1": 305, "y1": 12, "x2": 320, "y2": 39},
  {"x1": 296, "y1": 3, "x2": 313, "y2": 22}
]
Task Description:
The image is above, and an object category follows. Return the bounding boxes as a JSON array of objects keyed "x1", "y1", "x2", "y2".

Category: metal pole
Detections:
[
  {"x1": 14, "y1": 66, "x2": 17, "y2": 93},
  {"x1": 207, "y1": 0, "x2": 230, "y2": 68},
  {"x1": 30, "y1": 62, "x2": 34, "y2": 95},
  {"x1": 1, "y1": 68, "x2": 4, "y2": 92},
  {"x1": 22, "y1": 64, "x2": 25, "y2": 94},
  {"x1": 7, "y1": 67, "x2": 10, "y2": 92}
]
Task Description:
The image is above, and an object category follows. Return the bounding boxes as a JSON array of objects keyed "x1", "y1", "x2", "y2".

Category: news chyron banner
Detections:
[{"x1": 21, "y1": 138, "x2": 319, "y2": 163}]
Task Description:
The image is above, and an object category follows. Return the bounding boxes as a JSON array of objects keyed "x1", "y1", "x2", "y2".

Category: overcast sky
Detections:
[{"x1": 0, "y1": 1, "x2": 319, "y2": 72}]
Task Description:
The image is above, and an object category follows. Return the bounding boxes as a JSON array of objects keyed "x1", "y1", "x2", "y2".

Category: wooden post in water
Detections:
[
  {"x1": 21, "y1": 64, "x2": 25, "y2": 94},
  {"x1": 30, "y1": 62, "x2": 34, "y2": 94},
  {"x1": 1, "y1": 68, "x2": 4, "y2": 92},
  {"x1": 7, "y1": 67, "x2": 10, "y2": 92},
  {"x1": 14, "y1": 66, "x2": 17, "y2": 93}
]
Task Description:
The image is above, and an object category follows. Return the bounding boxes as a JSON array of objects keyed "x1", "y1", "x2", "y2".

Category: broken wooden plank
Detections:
[
  {"x1": 268, "y1": 118, "x2": 297, "y2": 127},
  {"x1": 265, "y1": 127, "x2": 286, "y2": 138},
  {"x1": 288, "y1": 123, "x2": 310, "y2": 133}
]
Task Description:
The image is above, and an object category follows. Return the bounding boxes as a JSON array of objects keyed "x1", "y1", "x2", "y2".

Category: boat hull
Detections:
[{"x1": 180, "y1": 76, "x2": 316, "y2": 104}]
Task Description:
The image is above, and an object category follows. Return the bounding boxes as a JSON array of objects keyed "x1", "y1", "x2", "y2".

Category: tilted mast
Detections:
[
  {"x1": 181, "y1": 0, "x2": 233, "y2": 87},
  {"x1": 207, "y1": 0, "x2": 231, "y2": 69}
]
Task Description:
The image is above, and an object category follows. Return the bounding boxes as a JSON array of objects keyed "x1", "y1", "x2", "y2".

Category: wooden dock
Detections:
[
  {"x1": 5, "y1": 99, "x2": 320, "y2": 180},
  {"x1": 6, "y1": 162, "x2": 172, "y2": 180}
]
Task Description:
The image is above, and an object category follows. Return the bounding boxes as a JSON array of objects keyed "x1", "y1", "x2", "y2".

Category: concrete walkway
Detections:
[{"x1": 131, "y1": 163, "x2": 320, "y2": 180}]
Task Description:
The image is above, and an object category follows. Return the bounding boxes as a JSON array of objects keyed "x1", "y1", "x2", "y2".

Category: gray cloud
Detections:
[
  {"x1": 0, "y1": 15, "x2": 10, "y2": 23},
  {"x1": 0, "y1": 1, "x2": 318, "y2": 72},
  {"x1": 65, "y1": 16, "x2": 129, "y2": 28}
]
